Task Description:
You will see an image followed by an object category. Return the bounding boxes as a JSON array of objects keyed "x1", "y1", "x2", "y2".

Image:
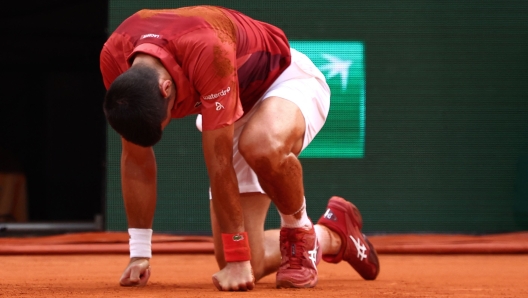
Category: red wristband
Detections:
[{"x1": 222, "y1": 232, "x2": 251, "y2": 262}]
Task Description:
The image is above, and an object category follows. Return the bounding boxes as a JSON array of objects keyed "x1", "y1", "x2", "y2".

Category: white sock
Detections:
[{"x1": 279, "y1": 197, "x2": 312, "y2": 229}]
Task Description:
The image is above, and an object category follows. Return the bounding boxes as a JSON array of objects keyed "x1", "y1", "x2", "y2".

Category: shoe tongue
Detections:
[{"x1": 288, "y1": 243, "x2": 304, "y2": 269}]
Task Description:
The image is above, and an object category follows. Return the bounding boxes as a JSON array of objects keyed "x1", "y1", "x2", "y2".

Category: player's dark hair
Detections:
[{"x1": 103, "y1": 65, "x2": 168, "y2": 147}]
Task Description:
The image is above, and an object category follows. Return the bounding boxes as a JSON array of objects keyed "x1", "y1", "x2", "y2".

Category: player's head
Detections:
[{"x1": 103, "y1": 65, "x2": 174, "y2": 147}]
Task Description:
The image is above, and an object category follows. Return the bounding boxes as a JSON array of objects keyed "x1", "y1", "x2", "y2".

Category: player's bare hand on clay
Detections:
[
  {"x1": 212, "y1": 260, "x2": 255, "y2": 291},
  {"x1": 119, "y1": 257, "x2": 151, "y2": 286}
]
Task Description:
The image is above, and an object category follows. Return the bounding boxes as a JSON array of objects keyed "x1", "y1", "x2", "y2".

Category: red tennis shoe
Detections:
[
  {"x1": 276, "y1": 225, "x2": 322, "y2": 288},
  {"x1": 317, "y1": 196, "x2": 380, "y2": 280}
]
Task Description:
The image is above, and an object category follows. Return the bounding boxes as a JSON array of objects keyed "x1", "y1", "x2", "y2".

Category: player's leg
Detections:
[
  {"x1": 210, "y1": 192, "x2": 281, "y2": 282},
  {"x1": 237, "y1": 49, "x2": 331, "y2": 288},
  {"x1": 239, "y1": 96, "x2": 306, "y2": 214},
  {"x1": 239, "y1": 95, "x2": 323, "y2": 289}
]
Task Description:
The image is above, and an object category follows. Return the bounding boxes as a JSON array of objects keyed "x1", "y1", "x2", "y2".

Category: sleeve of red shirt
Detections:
[
  {"x1": 100, "y1": 44, "x2": 125, "y2": 90},
  {"x1": 178, "y1": 28, "x2": 243, "y2": 131}
]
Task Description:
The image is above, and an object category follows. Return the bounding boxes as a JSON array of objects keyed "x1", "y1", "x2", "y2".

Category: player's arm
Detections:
[
  {"x1": 182, "y1": 28, "x2": 253, "y2": 290},
  {"x1": 202, "y1": 124, "x2": 254, "y2": 291},
  {"x1": 202, "y1": 124, "x2": 242, "y2": 233},
  {"x1": 101, "y1": 40, "x2": 154, "y2": 286},
  {"x1": 119, "y1": 137, "x2": 157, "y2": 286},
  {"x1": 121, "y1": 137, "x2": 157, "y2": 228},
  {"x1": 185, "y1": 30, "x2": 244, "y2": 233}
]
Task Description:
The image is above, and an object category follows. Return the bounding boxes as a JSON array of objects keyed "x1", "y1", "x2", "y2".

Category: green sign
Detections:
[{"x1": 290, "y1": 41, "x2": 365, "y2": 158}]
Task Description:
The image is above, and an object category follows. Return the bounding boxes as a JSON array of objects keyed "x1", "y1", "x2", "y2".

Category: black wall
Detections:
[{"x1": 0, "y1": 1, "x2": 108, "y2": 221}]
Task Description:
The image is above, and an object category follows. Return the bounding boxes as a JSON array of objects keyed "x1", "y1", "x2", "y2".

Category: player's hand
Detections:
[
  {"x1": 119, "y1": 257, "x2": 151, "y2": 287},
  {"x1": 212, "y1": 260, "x2": 255, "y2": 291}
]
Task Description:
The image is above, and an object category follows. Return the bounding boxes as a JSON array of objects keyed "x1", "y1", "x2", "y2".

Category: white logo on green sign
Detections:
[
  {"x1": 290, "y1": 41, "x2": 365, "y2": 158},
  {"x1": 320, "y1": 53, "x2": 353, "y2": 91}
]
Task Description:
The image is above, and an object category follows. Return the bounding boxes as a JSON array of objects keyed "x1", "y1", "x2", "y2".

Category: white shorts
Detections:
[{"x1": 199, "y1": 48, "x2": 330, "y2": 195}]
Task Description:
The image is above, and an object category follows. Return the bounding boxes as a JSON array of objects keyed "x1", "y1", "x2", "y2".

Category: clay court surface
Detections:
[
  {"x1": 0, "y1": 254, "x2": 527, "y2": 297},
  {"x1": 1, "y1": 232, "x2": 528, "y2": 297}
]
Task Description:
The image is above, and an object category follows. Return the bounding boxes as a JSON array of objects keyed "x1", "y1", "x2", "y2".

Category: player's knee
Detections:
[
  {"x1": 238, "y1": 132, "x2": 278, "y2": 161},
  {"x1": 239, "y1": 133, "x2": 284, "y2": 171}
]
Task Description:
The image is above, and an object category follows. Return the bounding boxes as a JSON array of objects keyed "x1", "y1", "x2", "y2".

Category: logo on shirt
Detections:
[
  {"x1": 202, "y1": 87, "x2": 231, "y2": 100},
  {"x1": 215, "y1": 102, "x2": 225, "y2": 111},
  {"x1": 140, "y1": 33, "x2": 161, "y2": 39}
]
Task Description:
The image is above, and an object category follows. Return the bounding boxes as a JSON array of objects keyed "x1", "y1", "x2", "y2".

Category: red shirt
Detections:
[{"x1": 100, "y1": 6, "x2": 291, "y2": 130}]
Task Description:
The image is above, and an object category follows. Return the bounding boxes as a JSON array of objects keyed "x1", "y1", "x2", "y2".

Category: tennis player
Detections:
[{"x1": 100, "y1": 5, "x2": 379, "y2": 291}]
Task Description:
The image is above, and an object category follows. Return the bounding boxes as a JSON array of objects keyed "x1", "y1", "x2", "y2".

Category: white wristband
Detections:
[{"x1": 128, "y1": 228, "x2": 153, "y2": 258}]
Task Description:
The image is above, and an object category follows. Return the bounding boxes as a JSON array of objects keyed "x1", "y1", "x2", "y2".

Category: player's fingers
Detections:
[
  {"x1": 120, "y1": 276, "x2": 139, "y2": 287},
  {"x1": 212, "y1": 275, "x2": 239, "y2": 291},
  {"x1": 120, "y1": 278, "x2": 135, "y2": 287},
  {"x1": 212, "y1": 275, "x2": 222, "y2": 291},
  {"x1": 234, "y1": 279, "x2": 254, "y2": 291},
  {"x1": 235, "y1": 283, "x2": 246, "y2": 291},
  {"x1": 120, "y1": 260, "x2": 150, "y2": 287},
  {"x1": 246, "y1": 280, "x2": 255, "y2": 291},
  {"x1": 225, "y1": 282, "x2": 240, "y2": 291},
  {"x1": 138, "y1": 267, "x2": 151, "y2": 286},
  {"x1": 211, "y1": 273, "x2": 254, "y2": 291},
  {"x1": 119, "y1": 267, "x2": 133, "y2": 286},
  {"x1": 120, "y1": 273, "x2": 146, "y2": 287},
  {"x1": 128, "y1": 265, "x2": 142, "y2": 283}
]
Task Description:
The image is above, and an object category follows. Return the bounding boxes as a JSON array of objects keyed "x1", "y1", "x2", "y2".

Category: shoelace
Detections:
[{"x1": 280, "y1": 230, "x2": 308, "y2": 269}]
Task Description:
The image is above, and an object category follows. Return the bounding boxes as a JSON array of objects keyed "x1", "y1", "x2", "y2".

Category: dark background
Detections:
[{"x1": 0, "y1": 1, "x2": 108, "y2": 221}]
